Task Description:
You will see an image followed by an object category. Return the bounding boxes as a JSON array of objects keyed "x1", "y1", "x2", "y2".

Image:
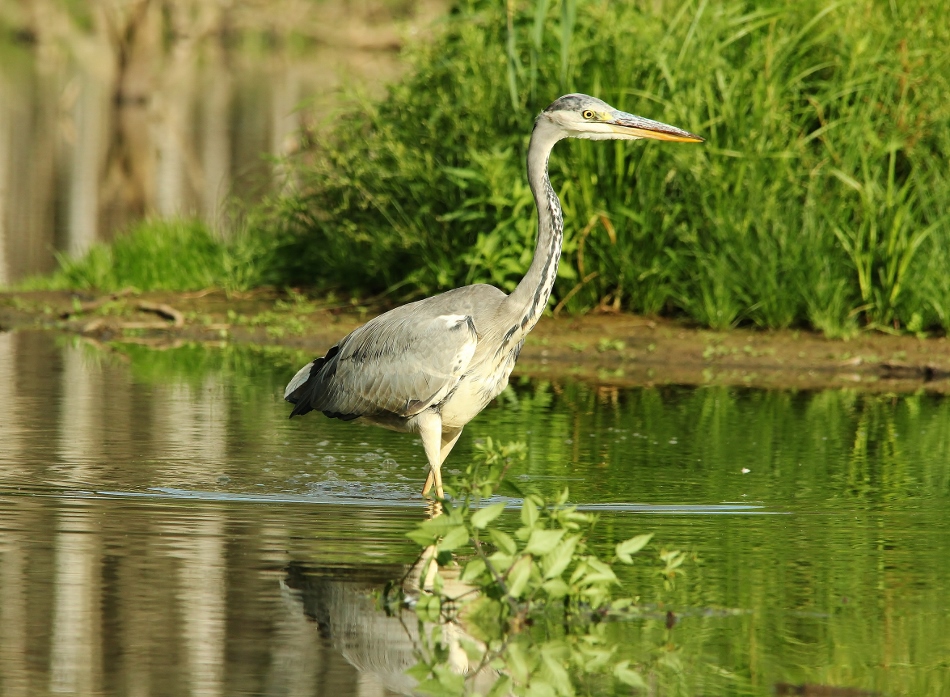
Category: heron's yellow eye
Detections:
[{"x1": 582, "y1": 109, "x2": 595, "y2": 119}]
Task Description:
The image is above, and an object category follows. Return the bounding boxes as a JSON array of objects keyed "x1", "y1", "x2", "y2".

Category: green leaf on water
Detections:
[
  {"x1": 507, "y1": 556, "x2": 533, "y2": 598},
  {"x1": 582, "y1": 558, "x2": 618, "y2": 585},
  {"x1": 521, "y1": 497, "x2": 539, "y2": 528},
  {"x1": 505, "y1": 640, "x2": 531, "y2": 684},
  {"x1": 525, "y1": 679, "x2": 557, "y2": 697},
  {"x1": 580, "y1": 646, "x2": 614, "y2": 672},
  {"x1": 540, "y1": 642, "x2": 571, "y2": 694},
  {"x1": 460, "y1": 558, "x2": 487, "y2": 582},
  {"x1": 415, "y1": 593, "x2": 441, "y2": 623},
  {"x1": 489, "y1": 528, "x2": 517, "y2": 555},
  {"x1": 541, "y1": 577, "x2": 570, "y2": 599},
  {"x1": 582, "y1": 585, "x2": 611, "y2": 609},
  {"x1": 471, "y1": 501, "x2": 507, "y2": 529},
  {"x1": 485, "y1": 675, "x2": 513, "y2": 697},
  {"x1": 613, "y1": 660, "x2": 647, "y2": 688},
  {"x1": 611, "y1": 597, "x2": 633, "y2": 612},
  {"x1": 462, "y1": 596, "x2": 505, "y2": 643},
  {"x1": 488, "y1": 552, "x2": 515, "y2": 573},
  {"x1": 542, "y1": 535, "x2": 579, "y2": 579},
  {"x1": 569, "y1": 560, "x2": 588, "y2": 585},
  {"x1": 524, "y1": 528, "x2": 566, "y2": 556},
  {"x1": 405, "y1": 528, "x2": 439, "y2": 547},
  {"x1": 395, "y1": 438, "x2": 673, "y2": 694},
  {"x1": 437, "y1": 524, "x2": 470, "y2": 552},
  {"x1": 406, "y1": 514, "x2": 461, "y2": 547},
  {"x1": 499, "y1": 478, "x2": 525, "y2": 498},
  {"x1": 616, "y1": 533, "x2": 653, "y2": 564}
]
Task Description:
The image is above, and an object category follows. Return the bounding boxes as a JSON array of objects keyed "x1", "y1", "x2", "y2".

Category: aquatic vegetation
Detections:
[{"x1": 390, "y1": 438, "x2": 673, "y2": 695}]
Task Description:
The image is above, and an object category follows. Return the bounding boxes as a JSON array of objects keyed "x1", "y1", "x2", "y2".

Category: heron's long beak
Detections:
[{"x1": 608, "y1": 111, "x2": 703, "y2": 143}]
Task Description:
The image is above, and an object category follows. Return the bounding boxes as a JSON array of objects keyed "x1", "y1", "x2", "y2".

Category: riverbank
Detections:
[{"x1": 3, "y1": 288, "x2": 949, "y2": 394}]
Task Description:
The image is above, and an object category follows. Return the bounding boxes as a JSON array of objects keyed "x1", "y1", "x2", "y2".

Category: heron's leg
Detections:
[
  {"x1": 422, "y1": 426, "x2": 464, "y2": 496},
  {"x1": 416, "y1": 412, "x2": 445, "y2": 499}
]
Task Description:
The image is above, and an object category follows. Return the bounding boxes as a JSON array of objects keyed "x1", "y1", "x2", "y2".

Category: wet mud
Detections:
[{"x1": 4, "y1": 288, "x2": 950, "y2": 393}]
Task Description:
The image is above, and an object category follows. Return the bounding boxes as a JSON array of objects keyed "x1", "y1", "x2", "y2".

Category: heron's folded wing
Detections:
[{"x1": 303, "y1": 311, "x2": 478, "y2": 419}]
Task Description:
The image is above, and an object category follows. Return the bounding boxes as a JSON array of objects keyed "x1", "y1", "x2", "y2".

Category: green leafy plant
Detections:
[
  {"x1": 385, "y1": 439, "x2": 676, "y2": 695},
  {"x1": 260, "y1": 0, "x2": 950, "y2": 336},
  {"x1": 17, "y1": 218, "x2": 278, "y2": 292}
]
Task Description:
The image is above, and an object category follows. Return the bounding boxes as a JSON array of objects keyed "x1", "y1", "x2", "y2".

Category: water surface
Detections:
[{"x1": 0, "y1": 331, "x2": 947, "y2": 695}]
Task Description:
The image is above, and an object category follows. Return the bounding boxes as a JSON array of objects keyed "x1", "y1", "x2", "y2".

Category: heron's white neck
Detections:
[{"x1": 502, "y1": 118, "x2": 566, "y2": 345}]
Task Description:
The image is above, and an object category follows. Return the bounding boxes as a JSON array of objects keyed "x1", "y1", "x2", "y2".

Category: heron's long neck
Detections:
[{"x1": 503, "y1": 122, "x2": 564, "y2": 343}]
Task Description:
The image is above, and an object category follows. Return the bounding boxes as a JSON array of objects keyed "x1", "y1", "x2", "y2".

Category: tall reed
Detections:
[{"x1": 261, "y1": 0, "x2": 950, "y2": 334}]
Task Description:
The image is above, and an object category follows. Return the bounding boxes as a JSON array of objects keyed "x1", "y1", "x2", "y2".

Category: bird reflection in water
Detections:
[{"x1": 280, "y1": 551, "x2": 491, "y2": 696}]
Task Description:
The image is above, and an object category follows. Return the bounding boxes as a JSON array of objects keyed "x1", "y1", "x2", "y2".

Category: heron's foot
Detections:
[
  {"x1": 421, "y1": 466, "x2": 444, "y2": 500},
  {"x1": 425, "y1": 498, "x2": 443, "y2": 519},
  {"x1": 422, "y1": 468, "x2": 435, "y2": 497}
]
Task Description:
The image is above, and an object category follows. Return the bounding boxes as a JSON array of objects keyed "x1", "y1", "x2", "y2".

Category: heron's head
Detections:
[{"x1": 536, "y1": 93, "x2": 703, "y2": 143}]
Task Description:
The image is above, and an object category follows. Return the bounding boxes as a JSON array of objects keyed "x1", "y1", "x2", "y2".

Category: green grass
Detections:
[
  {"x1": 258, "y1": 0, "x2": 950, "y2": 336},
  {"x1": 19, "y1": 218, "x2": 277, "y2": 292}
]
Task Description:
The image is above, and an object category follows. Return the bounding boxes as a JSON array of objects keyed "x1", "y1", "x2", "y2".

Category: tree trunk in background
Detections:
[
  {"x1": 0, "y1": 74, "x2": 10, "y2": 287},
  {"x1": 100, "y1": 0, "x2": 161, "y2": 237},
  {"x1": 201, "y1": 41, "x2": 233, "y2": 232},
  {"x1": 66, "y1": 71, "x2": 109, "y2": 256}
]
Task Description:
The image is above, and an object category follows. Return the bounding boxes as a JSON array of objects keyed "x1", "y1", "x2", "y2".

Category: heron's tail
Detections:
[{"x1": 284, "y1": 358, "x2": 324, "y2": 416}]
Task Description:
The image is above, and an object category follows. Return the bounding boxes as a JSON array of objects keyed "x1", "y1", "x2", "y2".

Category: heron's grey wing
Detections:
[{"x1": 285, "y1": 310, "x2": 478, "y2": 420}]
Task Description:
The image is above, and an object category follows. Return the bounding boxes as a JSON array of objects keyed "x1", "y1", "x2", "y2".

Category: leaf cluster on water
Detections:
[{"x1": 387, "y1": 438, "x2": 674, "y2": 695}]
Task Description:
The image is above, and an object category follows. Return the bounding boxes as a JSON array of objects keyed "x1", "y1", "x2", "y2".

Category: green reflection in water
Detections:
[{"x1": 48, "y1": 340, "x2": 950, "y2": 694}]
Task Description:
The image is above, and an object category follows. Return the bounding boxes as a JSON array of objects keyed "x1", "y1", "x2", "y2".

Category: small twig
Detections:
[
  {"x1": 553, "y1": 272, "x2": 598, "y2": 317},
  {"x1": 179, "y1": 288, "x2": 218, "y2": 300},
  {"x1": 473, "y1": 536, "x2": 509, "y2": 598},
  {"x1": 81, "y1": 318, "x2": 107, "y2": 333},
  {"x1": 881, "y1": 361, "x2": 947, "y2": 381},
  {"x1": 469, "y1": 638, "x2": 504, "y2": 689},
  {"x1": 60, "y1": 287, "x2": 136, "y2": 319},
  {"x1": 81, "y1": 319, "x2": 178, "y2": 334},
  {"x1": 136, "y1": 301, "x2": 185, "y2": 327}
]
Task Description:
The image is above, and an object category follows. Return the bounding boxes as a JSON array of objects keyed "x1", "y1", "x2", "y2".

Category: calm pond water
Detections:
[{"x1": 0, "y1": 330, "x2": 948, "y2": 695}]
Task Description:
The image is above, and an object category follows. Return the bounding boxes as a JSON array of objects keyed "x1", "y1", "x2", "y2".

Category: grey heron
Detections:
[{"x1": 285, "y1": 94, "x2": 702, "y2": 499}]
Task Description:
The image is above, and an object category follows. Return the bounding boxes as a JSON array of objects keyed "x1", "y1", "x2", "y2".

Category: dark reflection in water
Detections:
[
  {"x1": 0, "y1": 330, "x2": 948, "y2": 695},
  {"x1": 281, "y1": 562, "x2": 420, "y2": 695}
]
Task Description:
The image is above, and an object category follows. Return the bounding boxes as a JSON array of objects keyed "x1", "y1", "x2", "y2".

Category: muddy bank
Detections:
[{"x1": 3, "y1": 289, "x2": 950, "y2": 393}]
